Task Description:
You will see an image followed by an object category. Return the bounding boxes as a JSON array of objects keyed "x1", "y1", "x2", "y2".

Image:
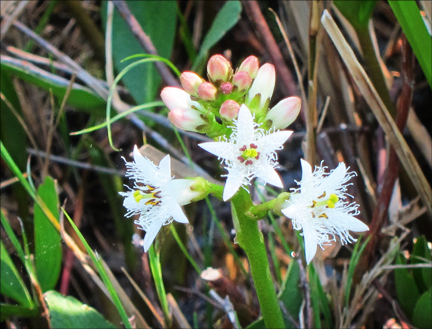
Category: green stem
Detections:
[
  {"x1": 231, "y1": 189, "x2": 284, "y2": 328},
  {"x1": 356, "y1": 26, "x2": 396, "y2": 117},
  {"x1": 248, "y1": 192, "x2": 291, "y2": 219}
]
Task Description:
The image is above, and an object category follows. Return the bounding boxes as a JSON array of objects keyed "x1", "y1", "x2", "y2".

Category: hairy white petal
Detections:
[
  {"x1": 258, "y1": 130, "x2": 293, "y2": 151},
  {"x1": 256, "y1": 166, "x2": 283, "y2": 188},
  {"x1": 223, "y1": 170, "x2": 245, "y2": 201},
  {"x1": 303, "y1": 224, "x2": 318, "y2": 264},
  {"x1": 170, "y1": 202, "x2": 189, "y2": 224},
  {"x1": 236, "y1": 105, "x2": 255, "y2": 144},
  {"x1": 199, "y1": 141, "x2": 230, "y2": 159},
  {"x1": 158, "y1": 154, "x2": 172, "y2": 178},
  {"x1": 143, "y1": 221, "x2": 163, "y2": 252}
]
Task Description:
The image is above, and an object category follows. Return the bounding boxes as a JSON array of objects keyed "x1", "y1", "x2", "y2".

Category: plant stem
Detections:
[
  {"x1": 231, "y1": 189, "x2": 284, "y2": 328},
  {"x1": 248, "y1": 192, "x2": 291, "y2": 219}
]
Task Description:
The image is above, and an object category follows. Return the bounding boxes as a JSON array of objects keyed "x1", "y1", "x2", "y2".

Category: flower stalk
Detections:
[
  {"x1": 247, "y1": 192, "x2": 291, "y2": 219},
  {"x1": 231, "y1": 189, "x2": 285, "y2": 329}
]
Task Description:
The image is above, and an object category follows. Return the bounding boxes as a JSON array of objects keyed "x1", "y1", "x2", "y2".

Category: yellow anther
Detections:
[
  {"x1": 242, "y1": 148, "x2": 258, "y2": 159},
  {"x1": 317, "y1": 191, "x2": 326, "y2": 199},
  {"x1": 318, "y1": 213, "x2": 328, "y2": 219}
]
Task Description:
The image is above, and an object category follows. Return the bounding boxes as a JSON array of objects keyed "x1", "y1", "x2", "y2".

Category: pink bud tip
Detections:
[
  {"x1": 180, "y1": 72, "x2": 203, "y2": 96},
  {"x1": 220, "y1": 82, "x2": 233, "y2": 95},
  {"x1": 232, "y1": 71, "x2": 252, "y2": 91},
  {"x1": 168, "y1": 108, "x2": 205, "y2": 132},
  {"x1": 264, "y1": 96, "x2": 301, "y2": 129},
  {"x1": 207, "y1": 54, "x2": 232, "y2": 82},
  {"x1": 219, "y1": 100, "x2": 240, "y2": 120},
  {"x1": 238, "y1": 56, "x2": 259, "y2": 79},
  {"x1": 198, "y1": 82, "x2": 218, "y2": 101}
]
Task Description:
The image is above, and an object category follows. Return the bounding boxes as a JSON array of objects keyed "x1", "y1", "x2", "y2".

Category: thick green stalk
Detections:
[{"x1": 231, "y1": 189, "x2": 284, "y2": 328}]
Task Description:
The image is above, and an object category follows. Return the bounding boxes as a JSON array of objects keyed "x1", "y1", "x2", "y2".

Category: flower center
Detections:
[
  {"x1": 133, "y1": 185, "x2": 162, "y2": 206},
  {"x1": 237, "y1": 143, "x2": 260, "y2": 165},
  {"x1": 310, "y1": 192, "x2": 339, "y2": 218}
]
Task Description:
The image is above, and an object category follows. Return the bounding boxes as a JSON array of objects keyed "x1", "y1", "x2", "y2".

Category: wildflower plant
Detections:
[{"x1": 120, "y1": 54, "x2": 369, "y2": 328}]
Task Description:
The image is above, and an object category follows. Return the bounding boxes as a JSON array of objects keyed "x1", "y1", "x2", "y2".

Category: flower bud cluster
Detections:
[{"x1": 161, "y1": 54, "x2": 301, "y2": 137}]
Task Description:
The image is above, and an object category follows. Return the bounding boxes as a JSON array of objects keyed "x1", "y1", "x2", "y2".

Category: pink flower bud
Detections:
[
  {"x1": 168, "y1": 108, "x2": 206, "y2": 132},
  {"x1": 247, "y1": 63, "x2": 275, "y2": 110},
  {"x1": 161, "y1": 87, "x2": 202, "y2": 112},
  {"x1": 220, "y1": 82, "x2": 233, "y2": 95},
  {"x1": 207, "y1": 54, "x2": 232, "y2": 82},
  {"x1": 264, "y1": 96, "x2": 301, "y2": 129},
  {"x1": 238, "y1": 56, "x2": 259, "y2": 79},
  {"x1": 198, "y1": 82, "x2": 218, "y2": 101},
  {"x1": 219, "y1": 100, "x2": 240, "y2": 120},
  {"x1": 180, "y1": 71, "x2": 204, "y2": 96},
  {"x1": 232, "y1": 71, "x2": 252, "y2": 91}
]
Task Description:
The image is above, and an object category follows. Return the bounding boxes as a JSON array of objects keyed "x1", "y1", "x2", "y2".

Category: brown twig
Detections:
[
  {"x1": 360, "y1": 34, "x2": 414, "y2": 276},
  {"x1": 111, "y1": 0, "x2": 180, "y2": 87},
  {"x1": 297, "y1": 258, "x2": 313, "y2": 328},
  {"x1": 242, "y1": 1, "x2": 297, "y2": 97}
]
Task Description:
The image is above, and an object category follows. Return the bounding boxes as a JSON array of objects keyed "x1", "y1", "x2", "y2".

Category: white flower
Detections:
[
  {"x1": 199, "y1": 104, "x2": 293, "y2": 201},
  {"x1": 281, "y1": 159, "x2": 369, "y2": 264},
  {"x1": 119, "y1": 146, "x2": 199, "y2": 252}
]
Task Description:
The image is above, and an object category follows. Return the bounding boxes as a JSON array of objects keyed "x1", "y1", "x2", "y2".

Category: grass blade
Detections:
[{"x1": 62, "y1": 209, "x2": 132, "y2": 329}]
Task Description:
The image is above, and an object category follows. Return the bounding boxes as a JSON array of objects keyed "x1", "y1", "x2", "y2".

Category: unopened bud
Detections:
[
  {"x1": 232, "y1": 71, "x2": 252, "y2": 92},
  {"x1": 161, "y1": 87, "x2": 202, "y2": 112},
  {"x1": 264, "y1": 96, "x2": 301, "y2": 129},
  {"x1": 168, "y1": 108, "x2": 206, "y2": 132},
  {"x1": 219, "y1": 100, "x2": 240, "y2": 120},
  {"x1": 207, "y1": 54, "x2": 232, "y2": 82},
  {"x1": 247, "y1": 63, "x2": 275, "y2": 110},
  {"x1": 180, "y1": 72, "x2": 204, "y2": 96},
  {"x1": 220, "y1": 82, "x2": 233, "y2": 95},
  {"x1": 238, "y1": 56, "x2": 259, "y2": 79},
  {"x1": 198, "y1": 82, "x2": 218, "y2": 101}
]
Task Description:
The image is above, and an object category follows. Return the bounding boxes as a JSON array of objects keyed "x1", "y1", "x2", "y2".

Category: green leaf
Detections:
[
  {"x1": 44, "y1": 290, "x2": 117, "y2": 329},
  {"x1": 34, "y1": 176, "x2": 62, "y2": 292},
  {"x1": 101, "y1": 1, "x2": 177, "y2": 104},
  {"x1": 345, "y1": 236, "x2": 370, "y2": 306},
  {"x1": 278, "y1": 261, "x2": 302, "y2": 328},
  {"x1": 413, "y1": 289, "x2": 432, "y2": 329},
  {"x1": 395, "y1": 254, "x2": 421, "y2": 319},
  {"x1": 388, "y1": 0, "x2": 432, "y2": 87},
  {"x1": 0, "y1": 241, "x2": 32, "y2": 307},
  {"x1": 334, "y1": 0, "x2": 377, "y2": 30},
  {"x1": 1, "y1": 59, "x2": 106, "y2": 114},
  {"x1": 0, "y1": 304, "x2": 38, "y2": 321},
  {"x1": 245, "y1": 318, "x2": 265, "y2": 329},
  {"x1": 0, "y1": 69, "x2": 29, "y2": 222},
  {"x1": 148, "y1": 245, "x2": 171, "y2": 326},
  {"x1": 411, "y1": 236, "x2": 432, "y2": 292},
  {"x1": 192, "y1": 1, "x2": 242, "y2": 71}
]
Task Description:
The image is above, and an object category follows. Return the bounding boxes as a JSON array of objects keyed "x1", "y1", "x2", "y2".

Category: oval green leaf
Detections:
[
  {"x1": 34, "y1": 177, "x2": 62, "y2": 292},
  {"x1": 44, "y1": 290, "x2": 117, "y2": 329}
]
